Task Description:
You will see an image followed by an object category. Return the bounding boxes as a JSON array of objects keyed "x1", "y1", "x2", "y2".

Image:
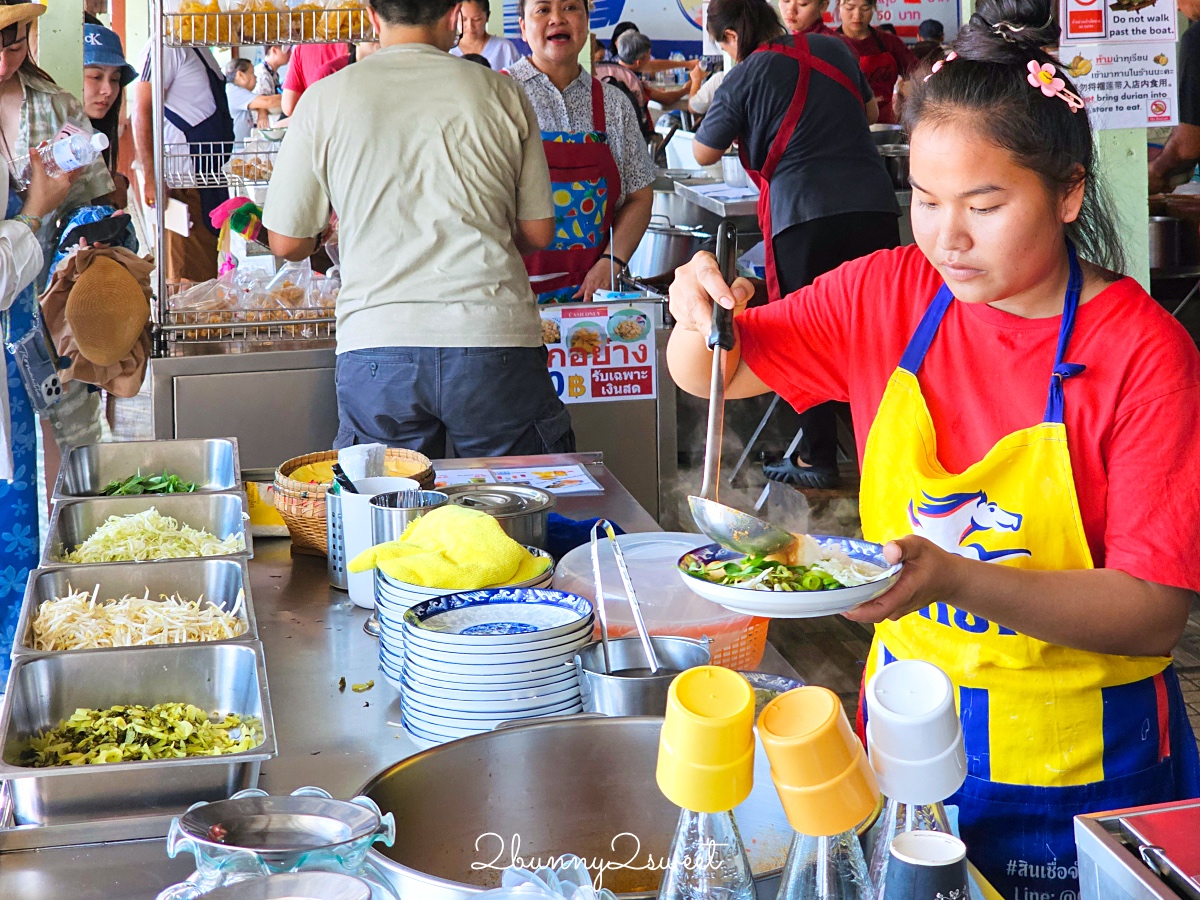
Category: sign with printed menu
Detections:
[{"x1": 539, "y1": 304, "x2": 658, "y2": 406}]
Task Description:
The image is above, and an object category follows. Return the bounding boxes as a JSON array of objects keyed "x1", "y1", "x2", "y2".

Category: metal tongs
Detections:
[{"x1": 590, "y1": 519, "x2": 662, "y2": 675}]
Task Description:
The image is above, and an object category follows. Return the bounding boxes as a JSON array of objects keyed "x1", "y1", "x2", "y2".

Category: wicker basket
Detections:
[{"x1": 274, "y1": 448, "x2": 435, "y2": 556}]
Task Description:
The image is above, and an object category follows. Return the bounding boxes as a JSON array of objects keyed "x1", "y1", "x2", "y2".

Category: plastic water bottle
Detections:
[
  {"x1": 10, "y1": 132, "x2": 109, "y2": 189},
  {"x1": 670, "y1": 51, "x2": 686, "y2": 84}
]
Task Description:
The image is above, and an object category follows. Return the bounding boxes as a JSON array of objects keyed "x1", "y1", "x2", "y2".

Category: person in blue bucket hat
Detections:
[{"x1": 83, "y1": 23, "x2": 136, "y2": 202}]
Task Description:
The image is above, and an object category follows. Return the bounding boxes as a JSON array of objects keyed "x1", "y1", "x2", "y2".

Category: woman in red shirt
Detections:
[
  {"x1": 837, "y1": 0, "x2": 916, "y2": 122},
  {"x1": 779, "y1": 0, "x2": 836, "y2": 35},
  {"x1": 667, "y1": 10, "x2": 1200, "y2": 900}
]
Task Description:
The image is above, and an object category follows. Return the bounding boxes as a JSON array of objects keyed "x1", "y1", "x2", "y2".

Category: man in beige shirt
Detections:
[{"x1": 264, "y1": 0, "x2": 570, "y2": 457}]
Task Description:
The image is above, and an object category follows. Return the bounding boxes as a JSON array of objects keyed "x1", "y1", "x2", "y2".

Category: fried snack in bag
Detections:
[
  {"x1": 171, "y1": 0, "x2": 241, "y2": 43},
  {"x1": 288, "y1": 0, "x2": 324, "y2": 40},
  {"x1": 239, "y1": 0, "x2": 286, "y2": 43},
  {"x1": 317, "y1": 0, "x2": 369, "y2": 40}
]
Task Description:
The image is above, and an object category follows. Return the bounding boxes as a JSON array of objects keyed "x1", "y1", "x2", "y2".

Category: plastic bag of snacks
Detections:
[
  {"x1": 236, "y1": 0, "x2": 287, "y2": 42},
  {"x1": 477, "y1": 857, "x2": 618, "y2": 900},
  {"x1": 317, "y1": 0, "x2": 369, "y2": 41},
  {"x1": 168, "y1": 0, "x2": 241, "y2": 44},
  {"x1": 287, "y1": 0, "x2": 324, "y2": 40}
]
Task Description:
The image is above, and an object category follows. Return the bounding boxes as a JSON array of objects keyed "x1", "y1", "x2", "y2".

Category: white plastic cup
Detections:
[
  {"x1": 865, "y1": 727, "x2": 966, "y2": 806},
  {"x1": 866, "y1": 659, "x2": 960, "y2": 760},
  {"x1": 341, "y1": 476, "x2": 419, "y2": 608},
  {"x1": 865, "y1": 659, "x2": 966, "y2": 804}
]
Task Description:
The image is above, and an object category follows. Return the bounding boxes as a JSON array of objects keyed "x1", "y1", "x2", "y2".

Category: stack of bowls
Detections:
[
  {"x1": 374, "y1": 547, "x2": 555, "y2": 678},
  {"x1": 397, "y1": 588, "x2": 594, "y2": 744}
]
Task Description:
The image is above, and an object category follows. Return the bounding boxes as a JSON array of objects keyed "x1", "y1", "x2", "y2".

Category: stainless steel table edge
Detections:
[
  {"x1": 1074, "y1": 809, "x2": 1180, "y2": 900},
  {"x1": 0, "y1": 457, "x2": 799, "y2": 897}
]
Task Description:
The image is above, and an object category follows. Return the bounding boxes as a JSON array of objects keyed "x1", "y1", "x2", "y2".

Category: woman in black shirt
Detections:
[{"x1": 693, "y1": 0, "x2": 900, "y2": 488}]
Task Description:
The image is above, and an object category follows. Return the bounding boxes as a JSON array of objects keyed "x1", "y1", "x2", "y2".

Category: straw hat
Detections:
[
  {"x1": 0, "y1": 1, "x2": 45, "y2": 34},
  {"x1": 65, "y1": 256, "x2": 151, "y2": 367}
]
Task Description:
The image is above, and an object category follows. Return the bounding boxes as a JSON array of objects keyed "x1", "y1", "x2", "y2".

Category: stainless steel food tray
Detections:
[
  {"x1": 0, "y1": 642, "x2": 275, "y2": 826},
  {"x1": 13, "y1": 558, "x2": 257, "y2": 657},
  {"x1": 52, "y1": 438, "x2": 241, "y2": 501},
  {"x1": 41, "y1": 492, "x2": 253, "y2": 568}
]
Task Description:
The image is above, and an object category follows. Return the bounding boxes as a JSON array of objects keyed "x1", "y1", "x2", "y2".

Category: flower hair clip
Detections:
[
  {"x1": 924, "y1": 51, "x2": 957, "y2": 82},
  {"x1": 1026, "y1": 61, "x2": 1086, "y2": 112}
]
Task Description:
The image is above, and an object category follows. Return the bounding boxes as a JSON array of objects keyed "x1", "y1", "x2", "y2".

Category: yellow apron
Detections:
[{"x1": 858, "y1": 244, "x2": 1199, "y2": 898}]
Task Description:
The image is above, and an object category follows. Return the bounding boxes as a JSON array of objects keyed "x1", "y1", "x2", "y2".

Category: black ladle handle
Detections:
[{"x1": 708, "y1": 221, "x2": 738, "y2": 352}]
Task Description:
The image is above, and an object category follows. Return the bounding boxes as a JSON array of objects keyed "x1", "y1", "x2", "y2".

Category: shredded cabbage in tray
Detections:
[
  {"x1": 59, "y1": 508, "x2": 245, "y2": 563},
  {"x1": 31, "y1": 585, "x2": 247, "y2": 651}
]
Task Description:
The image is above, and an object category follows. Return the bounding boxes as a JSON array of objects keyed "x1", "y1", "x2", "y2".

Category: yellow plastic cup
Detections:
[
  {"x1": 757, "y1": 686, "x2": 880, "y2": 837},
  {"x1": 656, "y1": 666, "x2": 755, "y2": 813}
]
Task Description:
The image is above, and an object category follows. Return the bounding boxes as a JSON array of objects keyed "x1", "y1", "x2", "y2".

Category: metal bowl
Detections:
[
  {"x1": 360, "y1": 716, "x2": 793, "y2": 899},
  {"x1": 574, "y1": 636, "x2": 710, "y2": 716},
  {"x1": 440, "y1": 485, "x2": 553, "y2": 550}
]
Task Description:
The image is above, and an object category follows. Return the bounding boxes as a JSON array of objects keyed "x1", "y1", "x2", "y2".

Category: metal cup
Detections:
[
  {"x1": 574, "y1": 636, "x2": 710, "y2": 717},
  {"x1": 369, "y1": 490, "x2": 448, "y2": 544}
]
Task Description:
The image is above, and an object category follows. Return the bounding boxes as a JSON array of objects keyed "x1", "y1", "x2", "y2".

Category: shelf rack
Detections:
[{"x1": 149, "y1": 0, "x2": 363, "y2": 355}]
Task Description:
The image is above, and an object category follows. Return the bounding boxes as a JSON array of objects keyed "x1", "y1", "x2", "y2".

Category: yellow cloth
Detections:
[{"x1": 348, "y1": 505, "x2": 550, "y2": 589}]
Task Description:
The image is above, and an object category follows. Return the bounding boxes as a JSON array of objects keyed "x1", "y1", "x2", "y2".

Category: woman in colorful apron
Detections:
[
  {"x1": 692, "y1": 0, "x2": 899, "y2": 490},
  {"x1": 511, "y1": 0, "x2": 654, "y2": 303},
  {"x1": 664, "y1": 18, "x2": 1200, "y2": 900},
  {"x1": 836, "y1": 0, "x2": 916, "y2": 124}
]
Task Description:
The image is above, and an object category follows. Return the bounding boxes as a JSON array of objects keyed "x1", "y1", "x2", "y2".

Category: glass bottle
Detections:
[
  {"x1": 866, "y1": 799, "x2": 952, "y2": 900},
  {"x1": 775, "y1": 828, "x2": 873, "y2": 900},
  {"x1": 657, "y1": 808, "x2": 756, "y2": 900}
]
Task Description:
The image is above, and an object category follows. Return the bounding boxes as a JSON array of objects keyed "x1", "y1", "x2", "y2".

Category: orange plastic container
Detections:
[{"x1": 552, "y1": 532, "x2": 769, "y2": 669}]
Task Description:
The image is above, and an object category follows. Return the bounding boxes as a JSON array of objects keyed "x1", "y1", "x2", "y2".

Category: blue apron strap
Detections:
[
  {"x1": 1043, "y1": 240, "x2": 1087, "y2": 425},
  {"x1": 897, "y1": 283, "x2": 954, "y2": 374}
]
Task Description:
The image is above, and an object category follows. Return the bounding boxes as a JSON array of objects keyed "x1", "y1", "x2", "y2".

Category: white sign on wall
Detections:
[
  {"x1": 1061, "y1": 0, "x2": 1176, "y2": 44},
  {"x1": 1060, "y1": 41, "x2": 1178, "y2": 129}
]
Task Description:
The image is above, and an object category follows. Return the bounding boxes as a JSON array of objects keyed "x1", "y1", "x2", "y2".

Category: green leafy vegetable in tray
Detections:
[
  {"x1": 20, "y1": 703, "x2": 261, "y2": 767},
  {"x1": 101, "y1": 471, "x2": 198, "y2": 496}
]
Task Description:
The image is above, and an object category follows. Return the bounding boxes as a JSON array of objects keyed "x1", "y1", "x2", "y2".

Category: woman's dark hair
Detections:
[
  {"x1": 902, "y1": 0, "x2": 1124, "y2": 274},
  {"x1": 706, "y1": 0, "x2": 784, "y2": 60},
  {"x1": 463, "y1": 0, "x2": 491, "y2": 13},
  {"x1": 88, "y1": 77, "x2": 122, "y2": 174},
  {"x1": 516, "y1": 0, "x2": 590, "y2": 20}
]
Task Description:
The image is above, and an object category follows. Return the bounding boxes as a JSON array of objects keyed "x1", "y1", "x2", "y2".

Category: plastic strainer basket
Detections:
[{"x1": 553, "y1": 532, "x2": 769, "y2": 670}]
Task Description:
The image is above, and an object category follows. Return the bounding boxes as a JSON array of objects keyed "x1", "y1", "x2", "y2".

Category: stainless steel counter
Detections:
[{"x1": 0, "y1": 455, "x2": 800, "y2": 899}]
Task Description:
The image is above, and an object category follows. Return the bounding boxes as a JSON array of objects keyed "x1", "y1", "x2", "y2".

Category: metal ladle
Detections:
[
  {"x1": 687, "y1": 222, "x2": 795, "y2": 558},
  {"x1": 590, "y1": 519, "x2": 661, "y2": 674}
]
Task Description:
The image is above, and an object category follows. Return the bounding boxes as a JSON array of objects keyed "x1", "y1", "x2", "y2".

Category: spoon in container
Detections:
[
  {"x1": 590, "y1": 520, "x2": 613, "y2": 674},
  {"x1": 687, "y1": 222, "x2": 795, "y2": 558}
]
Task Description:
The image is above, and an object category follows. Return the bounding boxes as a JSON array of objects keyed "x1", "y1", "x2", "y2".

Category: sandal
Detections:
[{"x1": 762, "y1": 457, "x2": 840, "y2": 489}]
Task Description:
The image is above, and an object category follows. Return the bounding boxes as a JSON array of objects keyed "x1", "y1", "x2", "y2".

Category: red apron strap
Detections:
[
  {"x1": 790, "y1": 30, "x2": 865, "y2": 106},
  {"x1": 754, "y1": 39, "x2": 812, "y2": 181},
  {"x1": 590, "y1": 78, "x2": 607, "y2": 132}
]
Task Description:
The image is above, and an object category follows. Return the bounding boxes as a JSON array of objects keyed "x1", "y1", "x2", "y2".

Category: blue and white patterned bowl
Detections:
[
  {"x1": 402, "y1": 589, "x2": 594, "y2": 647},
  {"x1": 404, "y1": 659, "x2": 576, "y2": 691},
  {"x1": 401, "y1": 615, "x2": 594, "y2": 658},
  {"x1": 677, "y1": 537, "x2": 902, "y2": 619}
]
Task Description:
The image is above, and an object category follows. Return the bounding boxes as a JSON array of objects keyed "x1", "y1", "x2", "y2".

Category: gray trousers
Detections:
[{"x1": 333, "y1": 346, "x2": 576, "y2": 459}]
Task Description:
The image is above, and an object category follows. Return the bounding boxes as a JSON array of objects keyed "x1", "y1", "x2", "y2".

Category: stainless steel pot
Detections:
[
  {"x1": 869, "y1": 123, "x2": 905, "y2": 146},
  {"x1": 878, "y1": 144, "x2": 910, "y2": 190},
  {"x1": 360, "y1": 716, "x2": 793, "y2": 899},
  {"x1": 1149, "y1": 216, "x2": 1181, "y2": 269},
  {"x1": 628, "y1": 215, "x2": 712, "y2": 280},
  {"x1": 651, "y1": 177, "x2": 722, "y2": 232},
  {"x1": 440, "y1": 485, "x2": 553, "y2": 550},
  {"x1": 575, "y1": 637, "x2": 711, "y2": 716}
]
